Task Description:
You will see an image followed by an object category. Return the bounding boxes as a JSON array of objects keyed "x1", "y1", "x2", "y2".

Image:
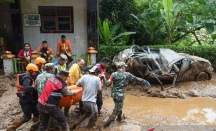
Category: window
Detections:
[{"x1": 39, "y1": 6, "x2": 74, "y2": 33}]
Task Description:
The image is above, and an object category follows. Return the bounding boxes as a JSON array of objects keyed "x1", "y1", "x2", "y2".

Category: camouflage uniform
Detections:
[
  {"x1": 105, "y1": 69, "x2": 147, "y2": 111},
  {"x1": 104, "y1": 62, "x2": 150, "y2": 128},
  {"x1": 34, "y1": 71, "x2": 55, "y2": 96}
]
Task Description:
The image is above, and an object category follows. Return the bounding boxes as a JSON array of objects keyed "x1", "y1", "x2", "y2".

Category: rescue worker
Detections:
[
  {"x1": 29, "y1": 63, "x2": 55, "y2": 131},
  {"x1": 7, "y1": 63, "x2": 40, "y2": 131},
  {"x1": 34, "y1": 63, "x2": 55, "y2": 96},
  {"x1": 64, "y1": 59, "x2": 85, "y2": 117},
  {"x1": 96, "y1": 57, "x2": 110, "y2": 114},
  {"x1": 71, "y1": 66, "x2": 102, "y2": 130},
  {"x1": 37, "y1": 41, "x2": 54, "y2": 62},
  {"x1": 54, "y1": 54, "x2": 67, "y2": 76},
  {"x1": 35, "y1": 57, "x2": 46, "y2": 75},
  {"x1": 37, "y1": 70, "x2": 78, "y2": 131},
  {"x1": 104, "y1": 62, "x2": 151, "y2": 127},
  {"x1": 83, "y1": 57, "x2": 110, "y2": 114},
  {"x1": 56, "y1": 35, "x2": 73, "y2": 65}
]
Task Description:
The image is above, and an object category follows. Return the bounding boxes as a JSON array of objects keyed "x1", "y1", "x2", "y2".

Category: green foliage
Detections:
[
  {"x1": 131, "y1": 1, "x2": 165, "y2": 45},
  {"x1": 99, "y1": 0, "x2": 216, "y2": 46},
  {"x1": 98, "y1": 18, "x2": 136, "y2": 46},
  {"x1": 161, "y1": 0, "x2": 181, "y2": 44},
  {"x1": 99, "y1": 45, "x2": 216, "y2": 66}
]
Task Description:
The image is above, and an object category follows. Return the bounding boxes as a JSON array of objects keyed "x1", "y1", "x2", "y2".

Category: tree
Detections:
[
  {"x1": 160, "y1": 0, "x2": 181, "y2": 44},
  {"x1": 98, "y1": 18, "x2": 136, "y2": 45},
  {"x1": 99, "y1": 0, "x2": 216, "y2": 46},
  {"x1": 131, "y1": 0, "x2": 165, "y2": 45}
]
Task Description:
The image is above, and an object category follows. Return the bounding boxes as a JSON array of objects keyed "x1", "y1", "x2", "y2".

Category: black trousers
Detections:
[
  {"x1": 37, "y1": 103, "x2": 68, "y2": 131},
  {"x1": 96, "y1": 91, "x2": 103, "y2": 112},
  {"x1": 20, "y1": 101, "x2": 39, "y2": 123}
]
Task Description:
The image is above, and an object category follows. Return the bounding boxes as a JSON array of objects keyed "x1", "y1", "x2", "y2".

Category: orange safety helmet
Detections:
[
  {"x1": 35, "y1": 57, "x2": 46, "y2": 64},
  {"x1": 26, "y1": 63, "x2": 39, "y2": 71}
]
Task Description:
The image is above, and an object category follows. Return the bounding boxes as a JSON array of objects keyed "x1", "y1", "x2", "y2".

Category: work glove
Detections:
[{"x1": 145, "y1": 81, "x2": 151, "y2": 88}]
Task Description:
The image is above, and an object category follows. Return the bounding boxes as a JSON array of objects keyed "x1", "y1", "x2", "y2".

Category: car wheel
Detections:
[{"x1": 196, "y1": 72, "x2": 209, "y2": 81}]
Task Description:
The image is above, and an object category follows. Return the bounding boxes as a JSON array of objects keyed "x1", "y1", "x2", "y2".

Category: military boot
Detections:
[
  {"x1": 7, "y1": 119, "x2": 23, "y2": 131},
  {"x1": 117, "y1": 110, "x2": 123, "y2": 122},
  {"x1": 104, "y1": 110, "x2": 118, "y2": 128}
]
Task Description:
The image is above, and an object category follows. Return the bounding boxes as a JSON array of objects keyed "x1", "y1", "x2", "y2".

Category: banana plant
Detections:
[
  {"x1": 161, "y1": 0, "x2": 181, "y2": 44},
  {"x1": 98, "y1": 18, "x2": 136, "y2": 45},
  {"x1": 131, "y1": 1, "x2": 164, "y2": 45}
]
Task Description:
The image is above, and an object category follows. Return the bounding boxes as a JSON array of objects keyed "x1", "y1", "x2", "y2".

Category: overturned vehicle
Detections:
[{"x1": 113, "y1": 45, "x2": 213, "y2": 88}]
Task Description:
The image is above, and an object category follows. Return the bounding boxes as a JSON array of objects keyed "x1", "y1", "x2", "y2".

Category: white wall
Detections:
[{"x1": 20, "y1": 0, "x2": 87, "y2": 57}]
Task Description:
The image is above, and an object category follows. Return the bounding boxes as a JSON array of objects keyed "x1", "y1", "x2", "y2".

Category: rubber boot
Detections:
[
  {"x1": 117, "y1": 110, "x2": 123, "y2": 122},
  {"x1": 7, "y1": 119, "x2": 23, "y2": 131},
  {"x1": 70, "y1": 114, "x2": 89, "y2": 130},
  {"x1": 104, "y1": 110, "x2": 118, "y2": 128}
]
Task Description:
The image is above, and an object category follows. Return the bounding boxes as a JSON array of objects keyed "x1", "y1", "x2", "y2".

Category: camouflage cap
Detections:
[
  {"x1": 44, "y1": 63, "x2": 54, "y2": 70},
  {"x1": 117, "y1": 62, "x2": 127, "y2": 68}
]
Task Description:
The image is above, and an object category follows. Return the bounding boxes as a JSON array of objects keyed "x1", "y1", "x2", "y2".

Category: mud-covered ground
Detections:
[{"x1": 1, "y1": 74, "x2": 216, "y2": 131}]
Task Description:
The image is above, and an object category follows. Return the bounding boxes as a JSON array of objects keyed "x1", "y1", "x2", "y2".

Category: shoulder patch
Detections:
[{"x1": 49, "y1": 77, "x2": 60, "y2": 85}]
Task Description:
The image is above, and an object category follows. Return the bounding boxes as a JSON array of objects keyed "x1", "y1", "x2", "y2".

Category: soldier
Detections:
[
  {"x1": 34, "y1": 63, "x2": 55, "y2": 96},
  {"x1": 30, "y1": 63, "x2": 55, "y2": 131},
  {"x1": 37, "y1": 70, "x2": 78, "y2": 131},
  {"x1": 104, "y1": 62, "x2": 151, "y2": 127}
]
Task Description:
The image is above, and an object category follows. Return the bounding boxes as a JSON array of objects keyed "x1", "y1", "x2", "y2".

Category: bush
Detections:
[{"x1": 99, "y1": 45, "x2": 216, "y2": 67}]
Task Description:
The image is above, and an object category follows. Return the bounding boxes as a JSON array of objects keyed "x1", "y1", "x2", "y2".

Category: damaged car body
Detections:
[{"x1": 113, "y1": 45, "x2": 213, "y2": 88}]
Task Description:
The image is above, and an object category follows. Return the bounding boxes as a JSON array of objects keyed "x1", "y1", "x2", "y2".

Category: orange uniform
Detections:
[
  {"x1": 37, "y1": 46, "x2": 54, "y2": 56},
  {"x1": 56, "y1": 40, "x2": 72, "y2": 56}
]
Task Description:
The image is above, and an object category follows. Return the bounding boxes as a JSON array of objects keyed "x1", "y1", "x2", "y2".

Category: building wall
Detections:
[
  {"x1": 20, "y1": 0, "x2": 87, "y2": 56},
  {"x1": 0, "y1": 2, "x2": 15, "y2": 51}
]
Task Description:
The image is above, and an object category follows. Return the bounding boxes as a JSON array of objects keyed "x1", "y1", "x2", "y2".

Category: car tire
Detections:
[{"x1": 196, "y1": 72, "x2": 209, "y2": 81}]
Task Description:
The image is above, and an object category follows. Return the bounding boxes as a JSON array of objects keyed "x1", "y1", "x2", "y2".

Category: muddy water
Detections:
[{"x1": 104, "y1": 95, "x2": 216, "y2": 125}]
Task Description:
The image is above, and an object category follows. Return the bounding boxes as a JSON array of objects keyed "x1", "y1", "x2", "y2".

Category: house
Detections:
[{"x1": 0, "y1": 0, "x2": 99, "y2": 59}]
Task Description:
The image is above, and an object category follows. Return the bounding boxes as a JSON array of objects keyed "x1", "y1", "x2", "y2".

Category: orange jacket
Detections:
[
  {"x1": 56, "y1": 40, "x2": 72, "y2": 56},
  {"x1": 37, "y1": 46, "x2": 54, "y2": 56}
]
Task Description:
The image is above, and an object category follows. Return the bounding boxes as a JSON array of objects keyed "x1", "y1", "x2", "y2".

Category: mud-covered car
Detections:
[{"x1": 113, "y1": 45, "x2": 213, "y2": 85}]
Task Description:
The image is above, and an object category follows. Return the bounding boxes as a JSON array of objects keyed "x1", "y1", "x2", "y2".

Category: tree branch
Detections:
[{"x1": 172, "y1": 25, "x2": 204, "y2": 43}]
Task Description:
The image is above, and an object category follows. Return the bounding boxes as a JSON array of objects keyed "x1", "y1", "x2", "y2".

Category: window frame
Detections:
[{"x1": 39, "y1": 6, "x2": 74, "y2": 33}]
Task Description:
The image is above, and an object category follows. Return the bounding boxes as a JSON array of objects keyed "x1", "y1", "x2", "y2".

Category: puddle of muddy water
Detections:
[{"x1": 104, "y1": 95, "x2": 216, "y2": 125}]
